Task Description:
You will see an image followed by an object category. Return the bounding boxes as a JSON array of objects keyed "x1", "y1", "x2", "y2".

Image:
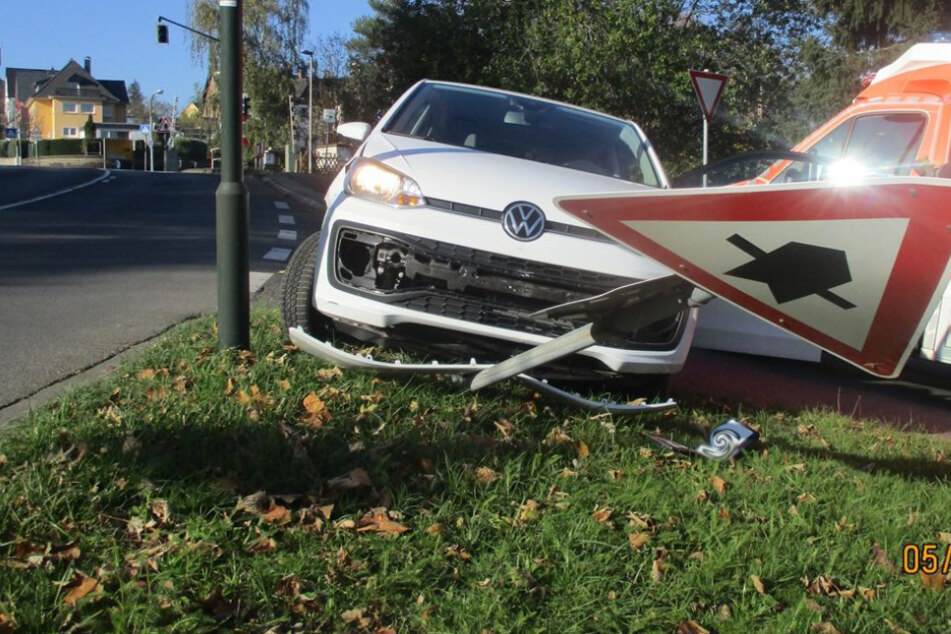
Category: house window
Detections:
[
  {"x1": 63, "y1": 102, "x2": 78, "y2": 113},
  {"x1": 62, "y1": 127, "x2": 78, "y2": 137},
  {"x1": 80, "y1": 103, "x2": 95, "y2": 114},
  {"x1": 103, "y1": 104, "x2": 114, "y2": 119}
]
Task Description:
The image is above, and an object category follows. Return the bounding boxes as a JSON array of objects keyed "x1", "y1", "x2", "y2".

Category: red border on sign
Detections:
[
  {"x1": 556, "y1": 181, "x2": 951, "y2": 378},
  {"x1": 689, "y1": 69, "x2": 728, "y2": 121}
]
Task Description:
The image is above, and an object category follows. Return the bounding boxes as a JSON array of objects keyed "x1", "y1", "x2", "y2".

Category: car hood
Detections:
[{"x1": 362, "y1": 132, "x2": 652, "y2": 225}]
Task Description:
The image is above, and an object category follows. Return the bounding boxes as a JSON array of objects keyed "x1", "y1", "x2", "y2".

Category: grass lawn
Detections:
[{"x1": 1, "y1": 306, "x2": 950, "y2": 633}]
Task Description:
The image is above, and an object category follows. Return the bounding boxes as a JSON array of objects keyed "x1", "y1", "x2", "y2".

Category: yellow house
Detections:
[{"x1": 5, "y1": 58, "x2": 129, "y2": 140}]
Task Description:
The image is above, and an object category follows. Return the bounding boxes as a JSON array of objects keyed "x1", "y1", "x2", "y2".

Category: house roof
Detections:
[{"x1": 5, "y1": 61, "x2": 128, "y2": 105}]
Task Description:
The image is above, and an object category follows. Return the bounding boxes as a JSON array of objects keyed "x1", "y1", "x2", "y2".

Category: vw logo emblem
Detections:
[{"x1": 502, "y1": 202, "x2": 546, "y2": 241}]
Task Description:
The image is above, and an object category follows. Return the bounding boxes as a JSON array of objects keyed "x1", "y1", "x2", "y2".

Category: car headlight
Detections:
[{"x1": 345, "y1": 158, "x2": 426, "y2": 207}]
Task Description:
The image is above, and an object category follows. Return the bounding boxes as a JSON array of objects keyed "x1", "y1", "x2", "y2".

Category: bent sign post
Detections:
[
  {"x1": 556, "y1": 179, "x2": 951, "y2": 378},
  {"x1": 689, "y1": 69, "x2": 728, "y2": 187}
]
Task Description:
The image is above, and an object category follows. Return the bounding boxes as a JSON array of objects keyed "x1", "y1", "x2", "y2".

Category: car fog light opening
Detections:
[{"x1": 346, "y1": 158, "x2": 426, "y2": 207}]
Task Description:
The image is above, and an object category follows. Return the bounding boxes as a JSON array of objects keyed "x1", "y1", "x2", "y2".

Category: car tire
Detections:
[{"x1": 281, "y1": 231, "x2": 330, "y2": 339}]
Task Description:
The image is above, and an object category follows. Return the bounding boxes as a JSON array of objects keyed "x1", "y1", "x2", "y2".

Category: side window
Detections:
[{"x1": 842, "y1": 113, "x2": 926, "y2": 175}]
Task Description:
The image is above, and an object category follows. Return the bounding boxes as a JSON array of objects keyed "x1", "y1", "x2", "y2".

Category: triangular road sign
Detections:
[
  {"x1": 555, "y1": 179, "x2": 951, "y2": 378},
  {"x1": 689, "y1": 69, "x2": 728, "y2": 121},
  {"x1": 158, "y1": 117, "x2": 173, "y2": 133}
]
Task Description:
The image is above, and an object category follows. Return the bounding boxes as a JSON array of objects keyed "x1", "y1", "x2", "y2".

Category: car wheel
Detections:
[{"x1": 281, "y1": 231, "x2": 331, "y2": 339}]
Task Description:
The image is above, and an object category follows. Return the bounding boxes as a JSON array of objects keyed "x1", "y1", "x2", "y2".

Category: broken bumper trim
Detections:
[{"x1": 287, "y1": 326, "x2": 678, "y2": 415}]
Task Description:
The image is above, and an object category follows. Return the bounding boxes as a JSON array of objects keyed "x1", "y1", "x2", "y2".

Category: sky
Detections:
[{"x1": 1, "y1": 0, "x2": 373, "y2": 112}]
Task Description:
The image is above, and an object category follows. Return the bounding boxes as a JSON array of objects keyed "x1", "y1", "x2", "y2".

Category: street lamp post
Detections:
[
  {"x1": 302, "y1": 49, "x2": 314, "y2": 174},
  {"x1": 149, "y1": 88, "x2": 164, "y2": 172}
]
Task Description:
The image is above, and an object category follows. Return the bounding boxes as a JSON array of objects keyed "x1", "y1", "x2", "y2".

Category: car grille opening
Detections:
[{"x1": 330, "y1": 225, "x2": 686, "y2": 350}]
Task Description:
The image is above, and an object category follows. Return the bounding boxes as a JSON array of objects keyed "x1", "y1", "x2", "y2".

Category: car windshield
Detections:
[{"x1": 383, "y1": 83, "x2": 662, "y2": 187}]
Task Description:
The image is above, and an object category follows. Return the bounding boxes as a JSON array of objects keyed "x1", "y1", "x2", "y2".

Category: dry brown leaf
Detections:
[
  {"x1": 341, "y1": 608, "x2": 369, "y2": 626},
  {"x1": 608, "y1": 469, "x2": 624, "y2": 480},
  {"x1": 710, "y1": 475, "x2": 728, "y2": 494},
  {"x1": 872, "y1": 542, "x2": 895, "y2": 572},
  {"x1": 202, "y1": 588, "x2": 238, "y2": 619},
  {"x1": 326, "y1": 468, "x2": 372, "y2": 492},
  {"x1": 150, "y1": 499, "x2": 170, "y2": 525},
  {"x1": 475, "y1": 466, "x2": 500, "y2": 483},
  {"x1": 651, "y1": 548, "x2": 668, "y2": 582},
  {"x1": 812, "y1": 623, "x2": 842, "y2": 634},
  {"x1": 627, "y1": 512, "x2": 655, "y2": 531},
  {"x1": 317, "y1": 366, "x2": 342, "y2": 381},
  {"x1": 518, "y1": 500, "x2": 541, "y2": 523},
  {"x1": 317, "y1": 504, "x2": 334, "y2": 520},
  {"x1": 592, "y1": 506, "x2": 614, "y2": 525},
  {"x1": 786, "y1": 463, "x2": 807, "y2": 473},
  {"x1": 629, "y1": 532, "x2": 651, "y2": 551},
  {"x1": 751, "y1": 575, "x2": 767, "y2": 595},
  {"x1": 301, "y1": 392, "x2": 332, "y2": 427},
  {"x1": 262, "y1": 502, "x2": 291, "y2": 525},
  {"x1": 939, "y1": 532, "x2": 951, "y2": 544},
  {"x1": 62, "y1": 572, "x2": 101, "y2": 606},
  {"x1": 577, "y1": 439, "x2": 590, "y2": 459},
  {"x1": 676, "y1": 620, "x2": 710, "y2": 634},
  {"x1": 0, "y1": 613, "x2": 15, "y2": 633},
  {"x1": 277, "y1": 379, "x2": 291, "y2": 392},
  {"x1": 802, "y1": 575, "x2": 854, "y2": 598},
  {"x1": 355, "y1": 508, "x2": 410, "y2": 535},
  {"x1": 797, "y1": 492, "x2": 816, "y2": 504},
  {"x1": 425, "y1": 523, "x2": 443, "y2": 536},
  {"x1": 248, "y1": 537, "x2": 278, "y2": 553},
  {"x1": 921, "y1": 570, "x2": 946, "y2": 591},
  {"x1": 236, "y1": 491, "x2": 271, "y2": 515},
  {"x1": 544, "y1": 427, "x2": 572, "y2": 445},
  {"x1": 137, "y1": 368, "x2": 156, "y2": 380}
]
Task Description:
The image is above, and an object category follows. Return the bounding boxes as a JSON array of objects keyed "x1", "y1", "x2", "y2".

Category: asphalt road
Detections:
[{"x1": 0, "y1": 167, "x2": 322, "y2": 416}]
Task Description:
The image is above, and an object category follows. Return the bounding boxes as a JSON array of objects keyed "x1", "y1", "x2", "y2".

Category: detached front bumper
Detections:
[{"x1": 287, "y1": 326, "x2": 678, "y2": 414}]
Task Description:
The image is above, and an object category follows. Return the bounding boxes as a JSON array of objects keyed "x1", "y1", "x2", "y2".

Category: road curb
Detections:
[{"x1": 0, "y1": 169, "x2": 113, "y2": 211}]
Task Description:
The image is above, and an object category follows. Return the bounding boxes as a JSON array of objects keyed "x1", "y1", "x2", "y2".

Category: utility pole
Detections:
[
  {"x1": 302, "y1": 49, "x2": 314, "y2": 174},
  {"x1": 216, "y1": 0, "x2": 250, "y2": 349},
  {"x1": 149, "y1": 88, "x2": 163, "y2": 172}
]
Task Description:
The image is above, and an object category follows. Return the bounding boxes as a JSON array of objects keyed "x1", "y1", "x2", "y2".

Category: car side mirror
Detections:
[{"x1": 336, "y1": 122, "x2": 372, "y2": 144}]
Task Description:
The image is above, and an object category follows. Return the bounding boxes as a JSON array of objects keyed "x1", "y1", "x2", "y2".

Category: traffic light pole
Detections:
[{"x1": 216, "y1": 0, "x2": 250, "y2": 350}]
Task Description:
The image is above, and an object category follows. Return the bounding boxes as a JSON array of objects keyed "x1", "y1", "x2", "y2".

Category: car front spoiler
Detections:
[{"x1": 287, "y1": 326, "x2": 678, "y2": 415}]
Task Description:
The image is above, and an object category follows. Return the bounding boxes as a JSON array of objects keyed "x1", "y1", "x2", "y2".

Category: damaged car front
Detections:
[{"x1": 283, "y1": 80, "x2": 696, "y2": 387}]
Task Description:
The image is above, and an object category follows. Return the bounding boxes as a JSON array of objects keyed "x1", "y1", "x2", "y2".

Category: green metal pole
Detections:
[{"x1": 216, "y1": 0, "x2": 250, "y2": 349}]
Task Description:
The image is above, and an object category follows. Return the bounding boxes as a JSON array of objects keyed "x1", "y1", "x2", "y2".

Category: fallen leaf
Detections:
[
  {"x1": 577, "y1": 440, "x2": 590, "y2": 459},
  {"x1": 921, "y1": 570, "x2": 946, "y2": 591},
  {"x1": 355, "y1": 508, "x2": 410, "y2": 535},
  {"x1": 812, "y1": 623, "x2": 842, "y2": 634},
  {"x1": 939, "y1": 532, "x2": 951, "y2": 544},
  {"x1": 236, "y1": 491, "x2": 271, "y2": 515},
  {"x1": 137, "y1": 368, "x2": 156, "y2": 380},
  {"x1": 150, "y1": 499, "x2": 170, "y2": 525},
  {"x1": 751, "y1": 575, "x2": 767, "y2": 595},
  {"x1": 277, "y1": 379, "x2": 291, "y2": 392},
  {"x1": 651, "y1": 548, "x2": 668, "y2": 582},
  {"x1": 592, "y1": 506, "x2": 614, "y2": 526},
  {"x1": 786, "y1": 463, "x2": 807, "y2": 473},
  {"x1": 301, "y1": 392, "x2": 332, "y2": 427},
  {"x1": 628, "y1": 532, "x2": 651, "y2": 551},
  {"x1": 797, "y1": 492, "x2": 816, "y2": 504},
  {"x1": 475, "y1": 466, "x2": 500, "y2": 484},
  {"x1": 802, "y1": 575, "x2": 853, "y2": 598},
  {"x1": 872, "y1": 542, "x2": 895, "y2": 572},
  {"x1": 201, "y1": 588, "x2": 238, "y2": 620},
  {"x1": 676, "y1": 618, "x2": 709, "y2": 634},
  {"x1": 248, "y1": 537, "x2": 278, "y2": 553},
  {"x1": 326, "y1": 468, "x2": 372, "y2": 493},
  {"x1": 317, "y1": 366, "x2": 342, "y2": 381},
  {"x1": 627, "y1": 512, "x2": 655, "y2": 531},
  {"x1": 710, "y1": 476, "x2": 728, "y2": 494},
  {"x1": 425, "y1": 523, "x2": 443, "y2": 536},
  {"x1": 62, "y1": 572, "x2": 101, "y2": 606},
  {"x1": 341, "y1": 608, "x2": 369, "y2": 627},
  {"x1": 495, "y1": 419, "x2": 514, "y2": 439},
  {"x1": 518, "y1": 500, "x2": 541, "y2": 523},
  {"x1": 262, "y1": 502, "x2": 291, "y2": 525}
]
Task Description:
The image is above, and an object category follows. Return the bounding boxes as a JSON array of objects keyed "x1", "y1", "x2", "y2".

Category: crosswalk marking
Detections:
[
  {"x1": 278, "y1": 214, "x2": 295, "y2": 225},
  {"x1": 278, "y1": 229, "x2": 298, "y2": 241},
  {"x1": 274, "y1": 201, "x2": 291, "y2": 210},
  {"x1": 263, "y1": 247, "x2": 292, "y2": 262}
]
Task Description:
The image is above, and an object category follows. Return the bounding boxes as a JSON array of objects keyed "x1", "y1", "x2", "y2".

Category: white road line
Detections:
[
  {"x1": 278, "y1": 214, "x2": 295, "y2": 225},
  {"x1": 250, "y1": 271, "x2": 273, "y2": 293},
  {"x1": 263, "y1": 247, "x2": 292, "y2": 262},
  {"x1": 274, "y1": 201, "x2": 291, "y2": 210},
  {"x1": 277, "y1": 229, "x2": 298, "y2": 241}
]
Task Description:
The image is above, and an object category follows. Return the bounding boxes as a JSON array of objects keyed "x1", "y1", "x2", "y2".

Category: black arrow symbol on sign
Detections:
[{"x1": 725, "y1": 234, "x2": 856, "y2": 310}]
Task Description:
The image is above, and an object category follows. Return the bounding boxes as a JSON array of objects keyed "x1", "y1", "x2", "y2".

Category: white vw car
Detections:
[{"x1": 282, "y1": 80, "x2": 696, "y2": 390}]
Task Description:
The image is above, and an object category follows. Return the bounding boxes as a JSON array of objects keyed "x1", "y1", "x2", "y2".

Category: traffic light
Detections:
[
  {"x1": 242, "y1": 94, "x2": 251, "y2": 121},
  {"x1": 157, "y1": 23, "x2": 169, "y2": 44}
]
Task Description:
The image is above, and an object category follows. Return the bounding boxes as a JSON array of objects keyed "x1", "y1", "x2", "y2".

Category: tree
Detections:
[
  {"x1": 128, "y1": 80, "x2": 146, "y2": 122},
  {"x1": 188, "y1": 0, "x2": 309, "y2": 156}
]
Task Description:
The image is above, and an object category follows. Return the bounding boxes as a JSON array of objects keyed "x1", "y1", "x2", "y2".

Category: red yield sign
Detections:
[{"x1": 689, "y1": 69, "x2": 728, "y2": 122}]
